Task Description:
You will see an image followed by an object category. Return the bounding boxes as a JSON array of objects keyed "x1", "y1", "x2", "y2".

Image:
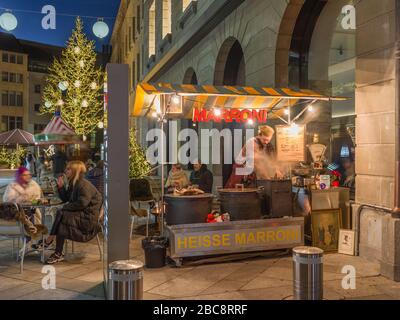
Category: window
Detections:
[
  {"x1": 34, "y1": 85, "x2": 41, "y2": 93},
  {"x1": 125, "y1": 34, "x2": 128, "y2": 55},
  {"x1": 16, "y1": 74, "x2": 23, "y2": 83},
  {"x1": 2, "y1": 72, "x2": 8, "y2": 82},
  {"x1": 148, "y1": 1, "x2": 156, "y2": 58},
  {"x1": 162, "y1": 0, "x2": 172, "y2": 39},
  {"x1": 2, "y1": 53, "x2": 8, "y2": 63},
  {"x1": 2, "y1": 92, "x2": 8, "y2": 106},
  {"x1": 137, "y1": 5, "x2": 141, "y2": 34},
  {"x1": 2, "y1": 116, "x2": 23, "y2": 131},
  {"x1": 17, "y1": 55, "x2": 23, "y2": 64},
  {"x1": 132, "y1": 17, "x2": 136, "y2": 42},
  {"x1": 9, "y1": 92, "x2": 16, "y2": 106},
  {"x1": 16, "y1": 92, "x2": 23, "y2": 107},
  {"x1": 34, "y1": 104, "x2": 41, "y2": 112},
  {"x1": 34, "y1": 124, "x2": 46, "y2": 134},
  {"x1": 9, "y1": 73, "x2": 16, "y2": 83},
  {"x1": 9, "y1": 54, "x2": 16, "y2": 64}
]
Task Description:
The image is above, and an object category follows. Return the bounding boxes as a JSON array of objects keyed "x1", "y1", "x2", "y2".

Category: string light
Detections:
[
  {"x1": 74, "y1": 80, "x2": 81, "y2": 88},
  {"x1": 81, "y1": 99, "x2": 88, "y2": 108},
  {"x1": 213, "y1": 108, "x2": 222, "y2": 116}
]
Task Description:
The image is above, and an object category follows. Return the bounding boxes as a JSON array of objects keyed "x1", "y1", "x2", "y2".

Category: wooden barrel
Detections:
[{"x1": 218, "y1": 187, "x2": 262, "y2": 221}]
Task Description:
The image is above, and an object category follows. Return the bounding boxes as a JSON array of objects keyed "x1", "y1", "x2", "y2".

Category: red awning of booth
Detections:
[{"x1": 132, "y1": 83, "x2": 347, "y2": 119}]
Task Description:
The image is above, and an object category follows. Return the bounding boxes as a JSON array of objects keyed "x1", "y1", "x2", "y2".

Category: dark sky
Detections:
[{"x1": 0, "y1": 0, "x2": 121, "y2": 51}]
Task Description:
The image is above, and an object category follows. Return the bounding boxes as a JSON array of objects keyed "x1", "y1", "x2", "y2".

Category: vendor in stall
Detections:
[
  {"x1": 165, "y1": 164, "x2": 189, "y2": 193},
  {"x1": 189, "y1": 161, "x2": 213, "y2": 193},
  {"x1": 226, "y1": 125, "x2": 283, "y2": 188}
]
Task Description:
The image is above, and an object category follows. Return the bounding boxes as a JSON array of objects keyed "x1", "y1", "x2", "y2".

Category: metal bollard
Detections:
[
  {"x1": 108, "y1": 260, "x2": 144, "y2": 300},
  {"x1": 292, "y1": 246, "x2": 324, "y2": 300}
]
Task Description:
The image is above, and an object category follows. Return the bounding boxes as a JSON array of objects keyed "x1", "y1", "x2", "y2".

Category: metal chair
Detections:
[
  {"x1": 0, "y1": 203, "x2": 45, "y2": 273},
  {"x1": 129, "y1": 179, "x2": 156, "y2": 238}
]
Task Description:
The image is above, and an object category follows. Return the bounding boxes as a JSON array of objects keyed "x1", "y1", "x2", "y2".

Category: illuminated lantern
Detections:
[
  {"x1": 0, "y1": 12, "x2": 18, "y2": 32},
  {"x1": 92, "y1": 20, "x2": 109, "y2": 39}
]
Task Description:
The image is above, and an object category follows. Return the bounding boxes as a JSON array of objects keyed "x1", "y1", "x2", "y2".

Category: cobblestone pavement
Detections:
[{"x1": 1, "y1": 235, "x2": 399, "y2": 300}]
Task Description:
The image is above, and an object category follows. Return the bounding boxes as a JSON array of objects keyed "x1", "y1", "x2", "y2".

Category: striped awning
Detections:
[
  {"x1": 34, "y1": 116, "x2": 79, "y2": 145},
  {"x1": 133, "y1": 83, "x2": 346, "y2": 119},
  {"x1": 0, "y1": 129, "x2": 35, "y2": 145}
]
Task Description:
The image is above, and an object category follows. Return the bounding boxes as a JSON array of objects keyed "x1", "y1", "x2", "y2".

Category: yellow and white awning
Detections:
[{"x1": 133, "y1": 83, "x2": 347, "y2": 119}]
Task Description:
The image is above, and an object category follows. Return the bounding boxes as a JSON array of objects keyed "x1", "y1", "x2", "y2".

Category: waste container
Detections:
[
  {"x1": 142, "y1": 236, "x2": 168, "y2": 268},
  {"x1": 292, "y1": 246, "x2": 324, "y2": 300},
  {"x1": 108, "y1": 260, "x2": 144, "y2": 300}
]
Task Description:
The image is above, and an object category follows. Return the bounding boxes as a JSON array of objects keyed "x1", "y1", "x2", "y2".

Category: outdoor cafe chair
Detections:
[{"x1": 0, "y1": 203, "x2": 45, "y2": 273}]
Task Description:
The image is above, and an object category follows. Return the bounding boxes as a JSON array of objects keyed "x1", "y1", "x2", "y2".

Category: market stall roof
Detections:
[
  {"x1": 0, "y1": 129, "x2": 35, "y2": 145},
  {"x1": 34, "y1": 115, "x2": 79, "y2": 145},
  {"x1": 133, "y1": 83, "x2": 347, "y2": 119}
]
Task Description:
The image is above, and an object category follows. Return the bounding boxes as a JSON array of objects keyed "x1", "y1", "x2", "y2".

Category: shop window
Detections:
[
  {"x1": 162, "y1": 0, "x2": 172, "y2": 39},
  {"x1": 148, "y1": 1, "x2": 156, "y2": 58}
]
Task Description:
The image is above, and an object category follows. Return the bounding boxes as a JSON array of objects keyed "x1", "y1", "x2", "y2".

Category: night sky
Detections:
[{"x1": 0, "y1": 0, "x2": 121, "y2": 51}]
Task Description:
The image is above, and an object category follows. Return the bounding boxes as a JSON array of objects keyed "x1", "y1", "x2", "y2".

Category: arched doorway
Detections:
[{"x1": 214, "y1": 37, "x2": 245, "y2": 186}]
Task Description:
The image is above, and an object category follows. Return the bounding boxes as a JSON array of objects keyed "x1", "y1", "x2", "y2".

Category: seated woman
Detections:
[
  {"x1": 3, "y1": 167, "x2": 43, "y2": 225},
  {"x1": 43, "y1": 160, "x2": 102, "y2": 264},
  {"x1": 165, "y1": 164, "x2": 189, "y2": 193}
]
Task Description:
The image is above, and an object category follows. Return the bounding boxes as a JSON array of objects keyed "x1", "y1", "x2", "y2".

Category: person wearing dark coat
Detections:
[
  {"x1": 86, "y1": 160, "x2": 104, "y2": 195},
  {"x1": 52, "y1": 148, "x2": 67, "y2": 177},
  {"x1": 43, "y1": 160, "x2": 102, "y2": 264},
  {"x1": 189, "y1": 162, "x2": 213, "y2": 193}
]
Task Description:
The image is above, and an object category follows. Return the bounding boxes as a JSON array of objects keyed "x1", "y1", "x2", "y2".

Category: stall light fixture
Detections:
[
  {"x1": 284, "y1": 108, "x2": 290, "y2": 115},
  {"x1": 171, "y1": 94, "x2": 181, "y2": 105},
  {"x1": 247, "y1": 118, "x2": 254, "y2": 125},
  {"x1": 213, "y1": 108, "x2": 222, "y2": 116},
  {"x1": 151, "y1": 111, "x2": 158, "y2": 118},
  {"x1": 308, "y1": 105, "x2": 314, "y2": 112}
]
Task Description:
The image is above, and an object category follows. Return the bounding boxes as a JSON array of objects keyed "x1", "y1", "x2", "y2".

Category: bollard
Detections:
[
  {"x1": 292, "y1": 246, "x2": 324, "y2": 300},
  {"x1": 108, "y1": 259, "x2": 144, "y2": 300}
]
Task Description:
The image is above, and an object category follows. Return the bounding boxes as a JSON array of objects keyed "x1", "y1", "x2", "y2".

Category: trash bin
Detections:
[
  {"x1": 108, "y1": 260, "x2": 144, "y2": 300},
  {"x1": 292, "y1": 246, "x2": 324, "y2": 300},
  {"x1": 142, "y1": 236, "x2": 168, "y2": 268}
]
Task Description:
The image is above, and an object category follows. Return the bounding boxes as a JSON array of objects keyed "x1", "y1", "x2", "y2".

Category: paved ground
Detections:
[{"x1": 1, "y1": 233, "x2": 400, "y2": 300}]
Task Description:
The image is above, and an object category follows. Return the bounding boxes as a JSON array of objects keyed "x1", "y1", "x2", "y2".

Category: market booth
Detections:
[{"x1": 133, "y1": 83, "x2": 346, "y2": 265}]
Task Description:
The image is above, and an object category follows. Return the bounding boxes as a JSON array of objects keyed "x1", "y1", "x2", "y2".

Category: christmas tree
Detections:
[
  {"x1": 41, "y1": 17, "x2": 104, "y2": 137},
  {"x1": 129, "y1": 128, "x2": 151, "y2": 179}
]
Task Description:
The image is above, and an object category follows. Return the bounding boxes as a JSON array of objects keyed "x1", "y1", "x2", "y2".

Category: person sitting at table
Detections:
[
  {"x1": 3, "y1": 167, "x2": 43, "y2": 224},
  {"x1": 42, "y1": 160, "x2": 102, "y2": 264},
  {"x1": 189, "y1": 161, "x2": 213, "y2": 193},
  {"x1": 165, "y1": 164, "x2": 189, "y2": 193}
]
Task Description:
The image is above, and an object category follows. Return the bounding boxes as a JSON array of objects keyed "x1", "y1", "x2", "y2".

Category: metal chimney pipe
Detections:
[{"x1": 393, "y1": 0, "x2": 400, "y2": 218}]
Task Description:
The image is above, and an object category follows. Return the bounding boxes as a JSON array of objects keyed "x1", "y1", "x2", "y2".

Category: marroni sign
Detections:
[{"x1": 192, "y1": 108, "x2": 268, "y2": 123}]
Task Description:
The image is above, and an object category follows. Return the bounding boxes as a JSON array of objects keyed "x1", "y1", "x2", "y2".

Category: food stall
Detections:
[{"x1": 133, "y1": 83, "x2": 346, "y2": 265}]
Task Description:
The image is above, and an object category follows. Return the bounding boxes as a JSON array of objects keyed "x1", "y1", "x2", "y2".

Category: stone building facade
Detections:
[{"x1": 111, "y1": 0, "x2": 400, "y2": 280}]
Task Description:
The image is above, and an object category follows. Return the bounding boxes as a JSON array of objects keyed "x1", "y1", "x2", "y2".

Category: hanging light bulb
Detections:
[
  {"x1": 90, "y1": 82, "x2": 98, "y2": 90},
  {"x1": 81, "y1": 99, "x2": 88, "y2": 108},
  {"x1": 44, "y1": 101, "x2": 52, "y2": 108},
  {"x1": 74, "y1": 46, "x2": 81, "y2": 54},
  {"x1": 92, "y1": 19, "x2": 110, "y2": 39},
  {"x1": 0, "y1": 12, "x2": 18, "y2": 32},
  {"x1": 171, "y1": 94, "x2": 181, "y2": 105},
  {"x1": 213, "y1": 108, "x2": 222, "y2": 117},
  {"x1": 74, "y1": 80, "x2": 81, "y2": 88}
]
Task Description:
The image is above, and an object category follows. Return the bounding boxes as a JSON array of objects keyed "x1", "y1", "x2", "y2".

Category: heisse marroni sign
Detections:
[{"x1": 192, "y1": 108, "x2": 268, "y2": 123}]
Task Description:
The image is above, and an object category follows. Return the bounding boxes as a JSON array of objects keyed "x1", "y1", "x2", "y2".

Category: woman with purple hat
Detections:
[{"x1": 3, "y1": 167, "x2": 43, "y2": 224}]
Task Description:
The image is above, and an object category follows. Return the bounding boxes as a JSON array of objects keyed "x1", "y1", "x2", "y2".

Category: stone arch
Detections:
[
  {"x1": 182, "y1": 67, "x2": 198, "y2": 85},
  {"x1": 214, "y1": 37, "x2": 245, "y2": 86}
]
